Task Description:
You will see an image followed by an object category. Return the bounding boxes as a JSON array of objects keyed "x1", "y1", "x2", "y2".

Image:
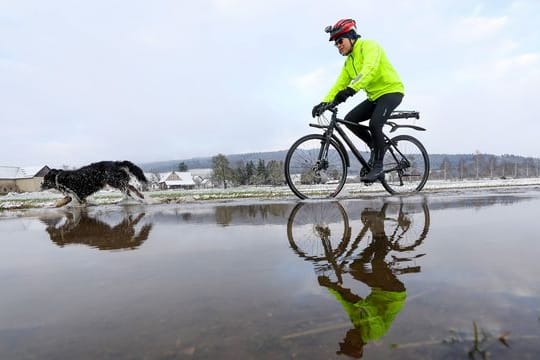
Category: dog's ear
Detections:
[
  {"x1": 42, "y1": 169, "x2": 61, "y2": 190},
  {"x1": 44, "y1": 169, "x2": 58, "y2": 178},
  {"x1": 43, "y1": 169, "x2": 60, "y2": 187}
]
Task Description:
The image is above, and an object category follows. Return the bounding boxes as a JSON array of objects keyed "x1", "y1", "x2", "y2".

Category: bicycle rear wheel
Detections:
[
  {"x1": 381, "y1": 135, "x2": 429, "y2": 194},
  {"x1": 382, "y1": 201, "x2": 430, "y2": 251},
  {"x1": 284, "y1": 134, "x2": 347, "y2": 199}
]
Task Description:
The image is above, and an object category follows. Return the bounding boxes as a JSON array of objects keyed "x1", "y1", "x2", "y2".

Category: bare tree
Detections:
[
  {"x1": 474, "y1": 151, "x2": 482, "y2": 179},
  {"x1": 267, "y1": 160, "x2": 285, "y2": 185},
  {"x1": 211, "y1": 154, "x2": 233, "y2": 188},
  {"x1": 488, "y1": 156, "x2": 496, "y2": 178},
  {"x1": 440, "y1": 157, "x2": 452, "y2": 180},
  {"x1": 458, "y1": 157, "x2": 466, "y2": 180}
]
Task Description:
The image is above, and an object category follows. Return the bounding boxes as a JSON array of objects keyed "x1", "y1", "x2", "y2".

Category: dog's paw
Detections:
[{"x1": 55, "y1": 196, "x2": 72, "y2": 207}]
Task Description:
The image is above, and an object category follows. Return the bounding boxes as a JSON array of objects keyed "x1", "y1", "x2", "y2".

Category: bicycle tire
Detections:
[
  {"x1": 287, "y1": 201, "x2": 351, "y2": 262},
  {"x1": 284, "y1": 134, "x2": 348, "y2": 199},
  {"x1": 380, "y1": 135, "x2": 430, "y2": 194},
  {"x1": 384, "y1": 201, "x2": 431, "y2": 251}
]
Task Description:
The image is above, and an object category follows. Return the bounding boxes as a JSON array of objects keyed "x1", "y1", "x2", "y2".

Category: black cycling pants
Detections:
[{"x1": 344, "y1": 92, "x2": 403, "y2": 161}]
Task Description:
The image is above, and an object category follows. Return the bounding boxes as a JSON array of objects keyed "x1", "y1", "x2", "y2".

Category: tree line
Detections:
[
  {"x1": 178, "y1": 152, "x2": 540, "y2": 188},
  {"x1": 433, "y1": 153, "x2": 540, "y2": 180},
  {"x1": 211, "y1": 154, "x2": 285, "y2": 188}
]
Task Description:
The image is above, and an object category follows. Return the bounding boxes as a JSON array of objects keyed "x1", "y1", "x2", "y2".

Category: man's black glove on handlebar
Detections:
[
  {"x1": 334, "y1": 87, "x2": 356, "y2": 104},
  {"x1": 312, "y1": 102, "x2": 329, "y2": 118}
]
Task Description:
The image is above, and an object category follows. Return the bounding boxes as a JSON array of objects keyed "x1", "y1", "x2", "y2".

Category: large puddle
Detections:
[{"x1": 1, "y1": 190, "x2": 540, "y2": 359}]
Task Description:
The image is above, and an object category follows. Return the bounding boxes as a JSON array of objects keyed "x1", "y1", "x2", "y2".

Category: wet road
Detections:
[{"x1": 1, "y1": 189, "x2": 540, "y2": 359}]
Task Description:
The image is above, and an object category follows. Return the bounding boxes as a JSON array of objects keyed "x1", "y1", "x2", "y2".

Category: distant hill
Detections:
[
  {"x1": 141, "y1": 151, "x2": 540, "y2": 179},
  {"x1": 141, "y1": 150, "x2": 291, "y2": 173}
]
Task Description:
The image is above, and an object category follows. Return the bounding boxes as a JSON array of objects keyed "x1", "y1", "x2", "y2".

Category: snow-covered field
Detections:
[{"x1": 2, "y1": 177, "x2": 540, "y2": 213}]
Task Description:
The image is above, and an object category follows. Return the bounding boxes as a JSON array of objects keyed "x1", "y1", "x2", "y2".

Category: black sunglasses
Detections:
[{"x1": 334, "y1": 38, "x2": 345, "y2": 46}]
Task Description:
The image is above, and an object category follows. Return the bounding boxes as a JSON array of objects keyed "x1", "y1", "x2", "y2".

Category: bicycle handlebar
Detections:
[{"x1": 320, "y1": 101, "x2": 339, "y2": 114}]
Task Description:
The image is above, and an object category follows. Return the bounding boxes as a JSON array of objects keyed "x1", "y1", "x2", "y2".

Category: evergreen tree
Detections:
[
  {"x1": 255, "y1": 159, "x2": 268, "y2": 185},
  {"x1": 233, "y1": 161, "x2": 248, "y2": 185},
  {"x1": 246, "y1": 161, "x2": 256, "y2": 185},
  {"x1": 178, "y1": 162, "x2": 188, "y2": 172}
]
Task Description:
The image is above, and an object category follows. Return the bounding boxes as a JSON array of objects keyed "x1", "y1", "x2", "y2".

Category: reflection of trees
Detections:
[
  {"x1": 214, "y1": 204, "x2": 290, "y2": 226},
  {"x1": 215, "y1": 206, "x2": 233, "y2": 226},
  {"x1": 40, "y1": 209, "x2": 152, "y2": 250},
  {"x1": 428, "y1": 195, "x2": 530, "y2": 211},
  {"x1": 181, "y1": 212, "x2": 192, "y2": 221},
  {"x1": 287, "y1": 201, "x2": 430, "y2": 358}
]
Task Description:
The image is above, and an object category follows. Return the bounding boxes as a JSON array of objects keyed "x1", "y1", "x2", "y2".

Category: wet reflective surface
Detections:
[{"x1": 1, "y1": 190, "x2": 540, "y2": 359}]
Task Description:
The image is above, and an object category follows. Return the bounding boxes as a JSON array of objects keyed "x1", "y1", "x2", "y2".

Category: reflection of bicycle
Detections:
[
  {"x1": 287, "y1": 200, "x2": 430, "y2": 281},
  {"x1": 284, "y1": 103, "x2": 430, "y2": 199}
]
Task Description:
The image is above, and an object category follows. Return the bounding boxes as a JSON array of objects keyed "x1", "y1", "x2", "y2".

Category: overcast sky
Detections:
[{"x1": 1, "y1": 0, "x2": 539, "y2": 168}]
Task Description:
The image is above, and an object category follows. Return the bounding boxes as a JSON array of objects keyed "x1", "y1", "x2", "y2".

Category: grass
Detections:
[{"x1": 2, "y1": 178, "x2": 540, "y2": 211}]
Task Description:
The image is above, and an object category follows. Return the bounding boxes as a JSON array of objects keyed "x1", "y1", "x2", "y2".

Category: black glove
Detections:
[
  {"x1": 312, "y1": 102, "x2": 329, "y2": 118},
  {"x1": 334, "y1": 87, "x2": 356, "y2": 104}
]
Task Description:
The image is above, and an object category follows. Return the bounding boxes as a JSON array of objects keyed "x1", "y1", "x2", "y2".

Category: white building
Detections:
[
  {"x1": 0, "y1": 165, "x2": 50, "y2": 193},
  {"x1": 191, "y1": 168, "x2": 214, "y2": 188},
  {"x1": 158, "y1": 171, "x2": 196, "y2": 190},
  {"x1": 143, "y1": 173, "x2": 161, "y2": 191}
]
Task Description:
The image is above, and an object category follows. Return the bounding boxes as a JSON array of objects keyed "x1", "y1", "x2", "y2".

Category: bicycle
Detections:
[{"x1": 284, "y1": 103, "x2": 430, "y2": 199}]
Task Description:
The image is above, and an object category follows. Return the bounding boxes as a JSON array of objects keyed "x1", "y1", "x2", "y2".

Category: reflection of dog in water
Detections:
[
  {"x1": 41, "y1": 161, "x2": 148, "y2": 207},
  {"x1": 41, "y1": 209, "x2": 152, "y2": 250}
]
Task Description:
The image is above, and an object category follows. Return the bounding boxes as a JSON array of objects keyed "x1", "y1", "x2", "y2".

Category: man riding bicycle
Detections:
[{"x1": 312, "y1": 19, "x2": 404, "y2": 182}]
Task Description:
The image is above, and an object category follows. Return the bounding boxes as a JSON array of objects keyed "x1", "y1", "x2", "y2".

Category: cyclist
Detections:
[{"x1": 312, "y1": 19, "x2": 404, "y2": 182}]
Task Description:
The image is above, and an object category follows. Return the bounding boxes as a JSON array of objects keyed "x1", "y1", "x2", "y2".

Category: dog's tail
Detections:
[{"x1": 119, "y1": 161, "x2": 148, "y2": 183}]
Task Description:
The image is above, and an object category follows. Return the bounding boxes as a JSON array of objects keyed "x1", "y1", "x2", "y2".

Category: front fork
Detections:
[{"x1": 314, "y1": 130, "x2": 334, "y2": 172}]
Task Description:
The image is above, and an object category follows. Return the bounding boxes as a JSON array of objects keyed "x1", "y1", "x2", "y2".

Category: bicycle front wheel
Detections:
[
  {"x1": 287, "y1": 201, "x2": 351, "y2": 261},
  {"x1": 381, "y1": 135, "x2": 430, "y2": 194},
  {"x1": 284, "y1": 134, "x2": 347, "y2": 199}
]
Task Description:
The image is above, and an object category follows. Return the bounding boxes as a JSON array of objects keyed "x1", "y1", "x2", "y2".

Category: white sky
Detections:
[{"x1": 1, "y1": 0, "x2": 539, "y2": 168}]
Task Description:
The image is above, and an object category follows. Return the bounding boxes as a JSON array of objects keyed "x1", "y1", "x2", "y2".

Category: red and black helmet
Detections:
[{"x1": 325, "y1": 19, "x2": 358, "y2": 41}]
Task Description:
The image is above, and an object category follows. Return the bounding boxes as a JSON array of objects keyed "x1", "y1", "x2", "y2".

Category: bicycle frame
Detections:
[
  {"x1": 310, "y1": 110, "x2": 366, "y2": 169},
  {"x1": 310, "y1": 108, "x2": 425, "y2": 174}
]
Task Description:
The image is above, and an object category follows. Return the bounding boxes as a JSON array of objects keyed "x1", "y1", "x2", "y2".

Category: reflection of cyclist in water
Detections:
[
  {"x1": 287, "y1": 201, "x2": 429, "y2": 358},
  {"x1": 319, "y1": 207, "x2": 407, "y2": 358}
]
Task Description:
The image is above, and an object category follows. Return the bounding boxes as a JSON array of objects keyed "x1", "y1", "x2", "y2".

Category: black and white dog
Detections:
[{"x1": 41, "y1": 161, "x2": 148, "y2": 207}]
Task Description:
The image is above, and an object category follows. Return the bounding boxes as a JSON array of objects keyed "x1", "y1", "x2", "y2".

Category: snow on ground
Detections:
[{"x1": 1, "y1": 177, "x2": 540, "y2": 213}]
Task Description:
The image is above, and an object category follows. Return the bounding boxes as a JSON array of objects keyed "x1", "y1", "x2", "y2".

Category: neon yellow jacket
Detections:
[
  {"x1": 328, "y1": 287, "x2": 406, "y2": 341},
  {"x1": 323, "y1": 39, "x2": 404, "y2": 102}
]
